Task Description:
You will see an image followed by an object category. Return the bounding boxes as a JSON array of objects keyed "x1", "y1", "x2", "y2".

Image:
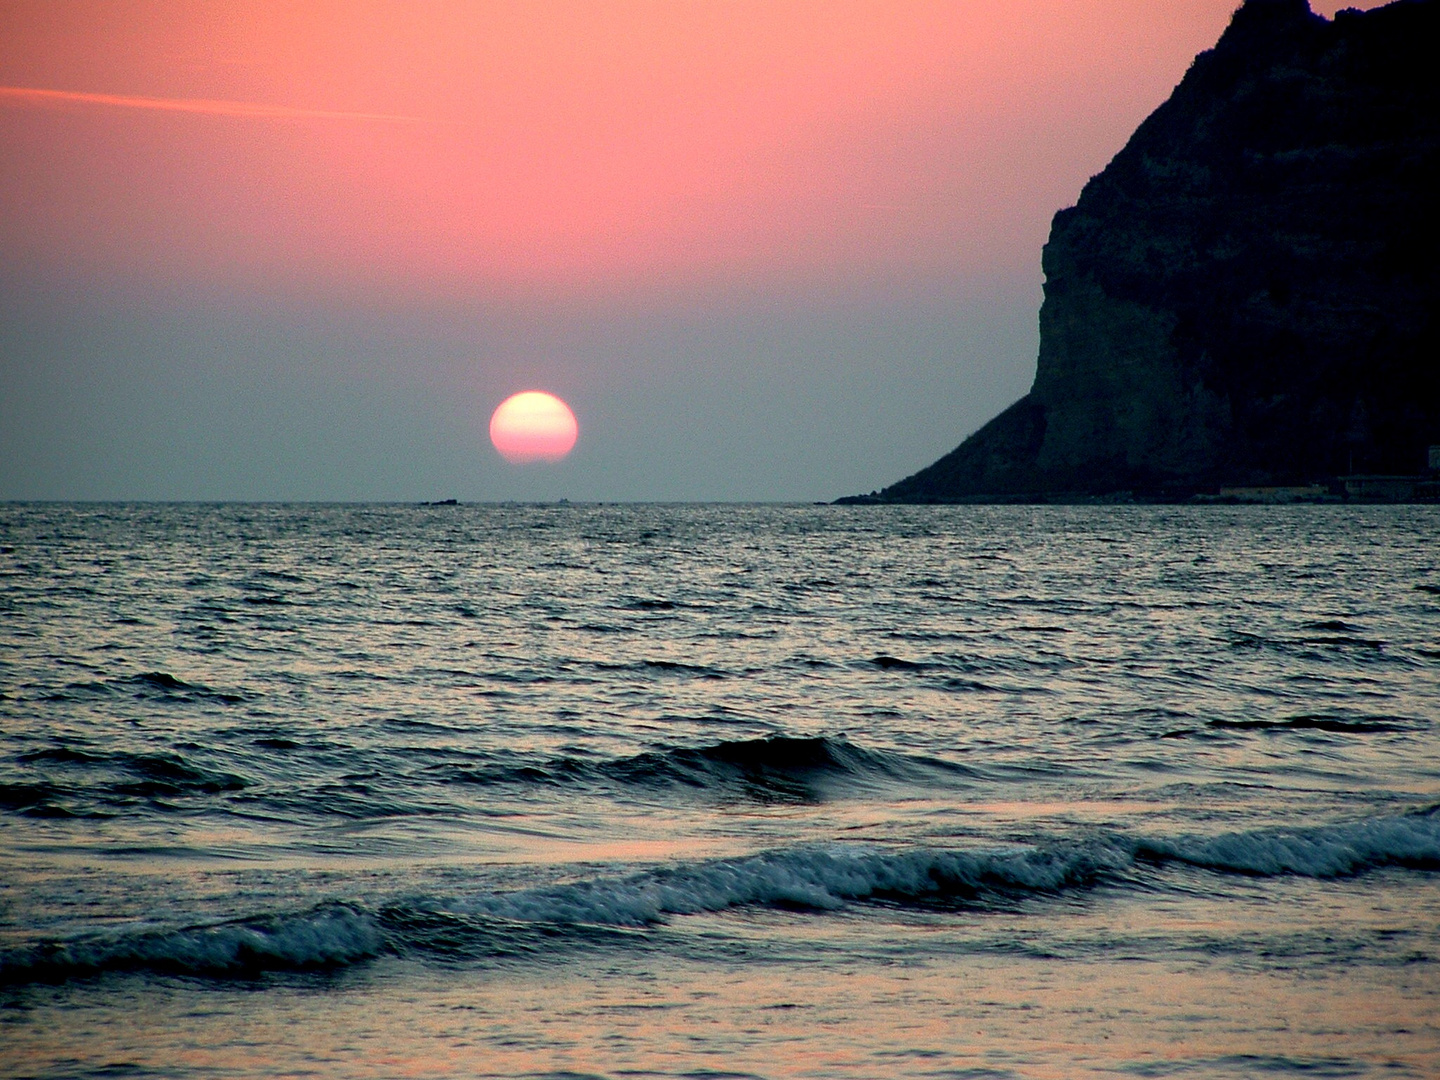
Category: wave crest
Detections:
[
  {"x1": 5, "y1": 810, "x2": 1434, "y2": 984},
  {"x1": 1137, "y1": 809, "x2": 1440, "y2": 877},
  {"x1": 457, "y1": 809, "x2": 1440, "y2": 927},
  {"x1": 0, "y1": 904, "x2": 382, "y2": 984},
  {"x1": 438, "y1": 735, "x2": 964, "y2": 802}
]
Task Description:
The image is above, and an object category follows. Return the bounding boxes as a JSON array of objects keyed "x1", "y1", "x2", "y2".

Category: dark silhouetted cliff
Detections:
[{"x1": 844, "y1": 0, "x2": 1438, "y2": 503}]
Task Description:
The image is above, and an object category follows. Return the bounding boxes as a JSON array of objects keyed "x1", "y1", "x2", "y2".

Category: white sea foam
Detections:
[
  {"x1": 454, "y1": 811, "x2": 1440, "y2": 927},
  {"x1": 0, "y1": 904, "x2": 382, "y2": 980},
  {"x1": 1138, "y1": 810, "x2": 1440, "y2": 878},
  {"x1": 454, "y1": 842, "x2": 1133, "y2": 927},
  {"x1": 6, "y1": 813, "x2": 1435, "y2": 982}
]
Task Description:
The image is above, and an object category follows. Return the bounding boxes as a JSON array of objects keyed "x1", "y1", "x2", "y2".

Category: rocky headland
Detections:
[{"x1": 842, "y1": 0, "x2": 1438, "y2": 503}]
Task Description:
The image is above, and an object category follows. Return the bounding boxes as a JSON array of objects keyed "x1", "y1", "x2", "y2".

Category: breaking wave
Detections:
[
  {"x1": 1135, "y1": 808, "x2": 1440, "y2": 877},
  {"x1": 0, "y1": 904, "x2": 382, "y2": 984},
  {"x1": 6, "y1": 808, "x2": 1435, "y2": 985},
  {"x1": 449, "y1": 841, "x2": 1124, "y2": 927},
  {"x1": 448, "y1": 808, "x2": 1440, "y2": 928}
]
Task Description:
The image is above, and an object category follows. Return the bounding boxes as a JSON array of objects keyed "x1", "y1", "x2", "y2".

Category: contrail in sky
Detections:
[{"x1": 0, "y1": 85, "x2": 432, "y2": 123}]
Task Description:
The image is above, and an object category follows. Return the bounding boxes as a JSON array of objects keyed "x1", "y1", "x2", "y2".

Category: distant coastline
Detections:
[{"x1": 839, "y1": 465, "x2": 1440, "y2": 505}]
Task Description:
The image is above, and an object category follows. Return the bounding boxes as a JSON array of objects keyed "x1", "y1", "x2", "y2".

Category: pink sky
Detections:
[
  {"x1": 0, "y1": 1, "x2": 1393, "y2": 502},
  {"x1": 0, "y1": 1, "x2": 1385, "y2": 299}
]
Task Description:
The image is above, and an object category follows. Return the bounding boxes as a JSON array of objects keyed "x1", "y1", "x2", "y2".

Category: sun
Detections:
[{"x1": 489, "y1": 391, "x2": 579, "y2": 463}]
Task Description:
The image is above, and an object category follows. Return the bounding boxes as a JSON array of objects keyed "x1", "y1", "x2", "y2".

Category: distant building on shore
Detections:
[{"x1": 1339, "y1": 447, "x2": 1440, "y2": 503}]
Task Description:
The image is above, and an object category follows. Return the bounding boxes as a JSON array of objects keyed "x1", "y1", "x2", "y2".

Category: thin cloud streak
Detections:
[{"x1": 0, "y1": 85, "x2": 432, "y2": 123}]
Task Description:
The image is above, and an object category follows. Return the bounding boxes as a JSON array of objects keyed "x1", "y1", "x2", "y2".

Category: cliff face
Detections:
[{"x1": 855, "y1": 0, "x2": 1439, "y2": 503}]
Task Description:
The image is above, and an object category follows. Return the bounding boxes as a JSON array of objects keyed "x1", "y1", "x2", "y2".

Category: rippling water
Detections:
[{"x1": 2, "y1": 503, "x2": 1438, "y2": 1078}]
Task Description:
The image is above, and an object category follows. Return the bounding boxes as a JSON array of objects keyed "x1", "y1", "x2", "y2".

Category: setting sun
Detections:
[{"x1": 488, "y1": 391, "x2": 579, "y2": 463}]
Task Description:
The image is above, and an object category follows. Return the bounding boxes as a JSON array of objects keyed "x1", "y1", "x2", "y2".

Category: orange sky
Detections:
[{"x1": 0, "y1": 1, "x2": 1377, "y2": 299}]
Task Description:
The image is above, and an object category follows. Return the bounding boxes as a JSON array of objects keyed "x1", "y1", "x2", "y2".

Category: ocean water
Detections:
[{"x1": 1, "y1": 502, "x2": 1438, "y2": 1079}]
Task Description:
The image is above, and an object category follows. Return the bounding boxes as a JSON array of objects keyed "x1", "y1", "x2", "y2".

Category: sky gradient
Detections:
[{"x1": 0, "y1": 0, "x2": 1381, "y2": 501}]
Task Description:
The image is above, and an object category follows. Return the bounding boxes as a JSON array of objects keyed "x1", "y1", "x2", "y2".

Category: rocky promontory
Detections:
[{"x1": 843, "y1": 0, "x2": 1438, "y2": 503}]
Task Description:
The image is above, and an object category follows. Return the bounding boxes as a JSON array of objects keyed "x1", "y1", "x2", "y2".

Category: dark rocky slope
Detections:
[{"x1": 845, "y1": 0, "x2": 1438, "y2": 503}]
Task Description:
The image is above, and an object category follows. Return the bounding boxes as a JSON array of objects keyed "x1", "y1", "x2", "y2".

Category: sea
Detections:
[{"x1": 1, "y1": 502, "x2": 1438, "y2": 1079}]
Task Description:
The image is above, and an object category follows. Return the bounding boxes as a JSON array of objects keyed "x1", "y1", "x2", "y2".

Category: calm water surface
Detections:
[{"x1": 1, "y1": 503, "x2": 1438, "y2": 1078}]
